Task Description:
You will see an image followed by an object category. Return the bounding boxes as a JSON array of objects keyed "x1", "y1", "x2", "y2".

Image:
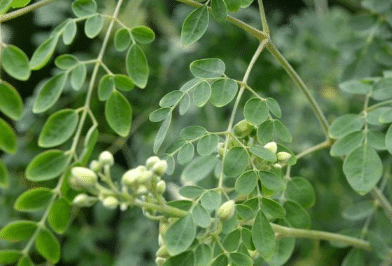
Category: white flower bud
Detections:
[
  {"x1": 218, "y1": 200, "x2": 236, "y2": 221},
  {"x1": 264, "y1": 142, "x2": 277, "y2": 154},
  {"x1": 122, "y1": 168, "x2": 140, "y2": 187},
  {"x1": 102, "y1": 196, "x2": 118, "y2": 209},
  {"x1": 277, "y1": 151, "x2": 292, "y2": 162},
  {"x1": 138, "y1": 170, "x2": 153, "y2": 184},
  {"x1": 89, "y1": 160, "x2": 102, "y2": 172},
  {"x1": 120, "y1": 203, "x2": 128, "y2": 211},
  {"x1": 156, "y1": 180, "x2": 166, "y2": 194},
  {"x1": 152, "y1": 160, "x2": 167, "y2": 176},
  {"x1": 273, "y1": 163, "x2": 282, "y2": 169},
  {"x1": 146, "y1": 156, "x2": 160, "y2": 169},
  {"x1": 136, "y1": 185, "x2": 148, "y2": 195},
  {"x1": 71, "y1": 167, "x2": 98, "y2": 189},
  {"x1": 99, "y1": 151, "x2": 114, "y2": 166},
  {"x1": 73, "y1": 194, "x2": 97, "y2": 207}
]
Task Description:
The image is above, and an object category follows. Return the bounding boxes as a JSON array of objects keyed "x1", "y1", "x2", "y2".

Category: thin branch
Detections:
[
  {"x1": 0, "y1": 0, "x2": 60, "y2": 23},
  {"x1": 265, "y1": 41, "x2": 330, "y2": 138},
  {"x1": 257, "y1": 0, "x2": 269, "y2": 35},
  {"x1": 296, "y1": 139, "x2": 332, "y2": 159},
  {"x1": 371, "y1": 187, "x2": 392, "y2": 226},
  {"x1": 314, "y1": 0, "x2": 329, "y2": 16}
]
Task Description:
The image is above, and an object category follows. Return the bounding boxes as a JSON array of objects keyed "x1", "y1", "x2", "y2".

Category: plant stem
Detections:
[
  {"x1": 296, "y1": 139, "x2": 332, "y2": 159},
  {"x1": 265, "y1": 41, "x2": 330, "y2": 138},
  {"x1": 367, "y1": 99, "x2": 392, "y2": 112},
  {"x1": 371, "y1": 187, "x2": 392, "y2": 226},
  {"x1": 271, "y1": 223, "x2": 372, "y2": 251},
  {"x1": 314, "y1": 0, "x2": 329, "y2": 16},
  {"x1": 0, "y1": 0, "x2": 60, "y2": 23},
  {"x1": 257, "y1": 0, "x2": 269, "y2": 35}
]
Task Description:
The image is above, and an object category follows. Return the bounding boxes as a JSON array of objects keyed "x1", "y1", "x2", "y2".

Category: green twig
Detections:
[
  {"x1": 0, "y1": 0, "x2": 60, "y2": 23},
  {"x1": 371, "y1": 187, "x2": 392, "y2": 226},
  {"x1": 257, "y1": 0, "x2": 269, "y2": 35},
  {"x1": 296, "y1": 139, "x2": 332, "y2": 159}
]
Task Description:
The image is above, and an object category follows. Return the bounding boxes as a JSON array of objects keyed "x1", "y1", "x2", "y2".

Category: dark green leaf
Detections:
[
  {"x1": 35, "y1": 227, "x2": 60, "y2": 263},
  {"x1": 17, "y1": 256, "x2": 34, "y2": 266},
  {"x1": 0, "y1": 221, "x2": 37, "y2": 242},
  {"x1": 210, "y1": 78, "x2": 238, "y2": 107},
  {"x1": 84, "y1": 14, "x2": 103, "y2": 38},
  {"x1": 98, "y1": 74, "x2": 114, "y2": 101},
  {"x1": 126, "y1": 44, "x2": 149, "y2": 88},
  {"x1": 210, "y1": 254, "x2": 228, "y2": 266},
  {"x1": 236, "y1": 204, "x2": 255, "y2": 220},
  {"x1": 386, "y1": 124, "x2": 392, "y2": 155},
  {"x1": 163, "y1": 251, "x2": 195, "y2": 266},
  {"x1": 0, "y1": 118, "x2": 17, "y2": 154},
  {"x1": 266, "y1": 97, "x2": 281, "y2": 118},
  {"x1": 190, "y1": 58, "x2": 225, "y2": 79},
  {"x1": 244, "y1": 98, "x2": 268, "y2": 125},
  {"x1": 105, "y1": 91, "x2": 132, "y2": 137},
  {"x1": 1, "y1": 45, "x2": 30, "y2": 80},
  {"x1": 223, "y1": 147, "x2": 248, "y2": 177},
  {"x1": 55, "y1": 54, "x2": 79, "y2": 69},
  {"x1": 114, "y1": 74, "x2": 134, "y2": 91},
  {"x1": 342, "y1": 249, "x2": 365, "y2": 266},
  {"x1": 39, "y1": 109, "x2": 78, "y2": 148},
  {"x1": 30, "y1": 35, "x2": 58, "y2": 70},
  {"x1": 262, "y1": 198, "x2": 286, "y2": 220},
  {"x1": 211, "y1": 0, "x2": 227, "y2": 23},
  {"x1": 274, "y1": 120, "x2": 292, "y2": 142},
  {"x1": 252, "y1": 210, "x2": 276, "y2": 260},
  {"x1": 14, "y1": 188, "x2": 53, "y2": 212},
  {"x1": 230, "y1": 252, "x2": 253, "y2": 266},
  {"x1": 194, "y1": 244, "x2": 212, "y2": 266},
  {"x1": 259, "y1": 171, "x2": 285, "y2": 192},
  {"x1": 26, "y1": 150, "x2": 68, "y2": 181},
  {"x1": 0, "y1": 250, "x2": 22, "y2": 264},
  {"x1": 114, "y1": 28, "x2": 131, "y2": 52},
  {"x1": 164, "y1": 215, "x2": 196, "y2": 255},
  {"x1": 181, "y1": 6, "x2": 209, "y2": 45},
  {"x1": 33, "y1": 72, "x2": 68, "y2": 113},
  {"x1": 235, "y1": 170, "x2": 257, "y2": 195},
  {"x1": 0, "y1": 159, "x2": 9, "y2": 188},
  {"x1": 224, "y1": 0, "x2": 241, "y2": 12},
  {"x1": 284, "y1": 200, "x2": 311, "y2": 229},
  {"x1": 286, "y1": 177, "x2": 316, "y2": 208},
  {"x1": 48, "y1": 198, "x2": 71, "y2": 234},
  {"x1": 343, "y1": 144, "x2": 382, "y2": 195},
  {"x1": 268, "y1": 235, "x2": 295, "y2": 266},
  {"x1": 131, "y1": 26, "x2": 155, "y2": 44},
  {"x1": 257, "y1": 120, "x2": 273, "y2": 143},
  {"x1": 0, "y1": 81, "x2": 23, "y2": 120},
  {"x1": 222, "y1": 229, "x2": 241, "y2": 251}
]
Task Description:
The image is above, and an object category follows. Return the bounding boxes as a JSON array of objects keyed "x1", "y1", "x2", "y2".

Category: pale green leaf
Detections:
[
  {"x1": 339, "y1": 79, "x2": 372, "y2": 94},
  {"x1": 164, "y1": 215, "x2": 196, "y2": 255},
  {"x1": 177, "y1": 143, "x2": 195, "y2": 165},
  {"x1": 114, "y1": 74, "x2": 134, "y2": 91},
  {"x1": 98, "y1": 74, "x2": 114, "y2": 101},
  {"x1": 193, "y1": 80, "x2": 211, "y2": 107},
  {"x1": 179, "y1": 93, "x2": 190, "y2": 115},
  {"x1": 235, "y1": 170, "x2": 257, "y2": 195},
  {"x1": 181, "y1": 155, "x2": 217, "y2": 182},
  {"x1": 72, "y1": 0, "x2": 97, "y2": 17},
  {"x1": 259, "y1": 171, "x2": 285, "y2": 192},
  {"x1": 262, "y1": 198, "x2": 286, "y2": 220},
  {"x1": 70, "y1": 64, "x2": 86, "y2": 90},
  {"x1": 249, "y1": 145, "x2": 276, "y2": 162},
  {"x1": 330, "y1": 131, "x2": 364, "y2": 156},
  {"x1": 284, "y1": 200, "x2": 311, "y2": 229},
  {"x1": 329, "y1": 114, "x2": 364, "y2": 139},
  {"x1": 114, "y1": 28, "x2": 131, "y2": 52},
  {"x1": 153, "y1": 113, "x2": 171, "y2": 153},
  {"x1": 179, "y1": 186, "x2": 204, "y2": 198},
  {"x1": 197, "y1": 134, "x2": 218, "y2": 156},
  {"x1": 54, "y1": 54, "x2": 78, "y2": 69},
  {"x1": 159, "y1": 90, "x2": 183, "y2": 108},
  {"x1": 48, "y1": 198, "x2": 71, "y2": 234},
  {"x1": 211, "y1": 0, "x2": 227, "y2": 23},
  {"x1": 285, "y1": 177, "x2": 315, "y2": 208},
  {"x1": 149, "y1": 108, "x2": 171, "y2": 122},
  {"x1": 190, "y1": 58, "x2": 225, "y2": 79},
  {"x1": 180, "y1": 126, "x2": 207, "y2": 140},
  {"x1": 192, "y1": 204, "x2": 211, "y2": 228},
  {"x1": 62, "y1": 19, "x2": 77, "y2": 45},
  {"x1": 84, "y1": 14, "x2": 103, "y2": 38},
  {"x1": 200, "y1": 190, "x2": 221, "y2": 210}
]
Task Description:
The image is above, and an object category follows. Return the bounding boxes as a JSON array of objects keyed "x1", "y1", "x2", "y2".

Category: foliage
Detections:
[{"x1": 1, "y1": 0, "x2": 392, "y2": 265}]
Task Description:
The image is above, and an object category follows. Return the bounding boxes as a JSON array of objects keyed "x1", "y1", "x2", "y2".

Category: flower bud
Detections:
[
  {"x1": 120, "y1": 203, "x2": 128, "y2": 211},
  {"x1": 152, "y1": 160, "x2": 167, "y2": 176},
  {"x1": 89, "y1": 160, "x2": 102, "y2": 172},
  {"x1": 71, "y1": 167, "x2": 98, "y2": 189},
  {"x1": 217, "y1": 200, "x2": 236, "y2": 221},
  {"x1": 264, "y1": 142, "x2": 277, "y2": 154},
  {"x1": 99, "y1": 151, "x2": 114, "y2": 166},
  {"x1": 233, "y1": 120, "x2": 254, "y2": 138},
  {"x1": 68, "y1": 175, "x2": 83, "y2": 191},
  {"x1": 73, "y1": 194, "x2": 97, "y2": 207},
  {"x1": 136, "y1": 185, "x2": 148, "y2": 195},
  {"x1": 146, "y1": 156, "x2": 160, "y2": 169},
  {"x1": 277, "y1": 151, "x2": 291, "y2": 162},
  {"x1": 102, "y1": 196, "x2": 118, "y2": 209},
  {"x1": 273, "y1": 163, "x2": 282, "y2": 169},
  {"x1": 156, "y1": 180, "x2": 166, "y2": 194},
  {"x1": 156, "y1": 246, "x2": 170, "y2": 258},
  {"x1": 138, "y1": 170, "x2": 153, "y2": 184}
]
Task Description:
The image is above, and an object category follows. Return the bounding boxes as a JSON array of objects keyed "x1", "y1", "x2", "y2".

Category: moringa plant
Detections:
[{"x1": 0, "y1": 0, "x2": 392, "y2": 265}]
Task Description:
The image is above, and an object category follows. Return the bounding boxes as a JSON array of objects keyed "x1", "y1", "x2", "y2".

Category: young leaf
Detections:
[
  {"x1": 179, "y1": 93, "x2": 190, "y2": 115},
  {"x1": 190, "y1": 58, "x2": 225, "y2": 79},
  {"x1": 0, "y1": 159, "x2": 9, "y2": 188},
  {"x1": 131, "y1": 26, "x2": 155, "y2": 44},
  {"x1": 126, "y1": 44, "x2": 149, "y2": 88},
  {"x1": 181, "y1": 5, "x2": 209, "y2": 46},
  {"x1": 114, "y1": 28, "x2": 131, "y2": 52},
  {"x1": 35, "y1": 228, "x2": 60, "y2": 263},
  {"x1": 211, "y1": 0, "x2": 227, "y2": 23},
  {"x1": 48, "y1": 198, "x2": 71, "y2": 234},
  {"x1": 329, "y1": 114, "x2": 364, "y2": 139},
  {"x1": 0, "y1": 81, "x2": 23, "y2": 120},
  {"x1": 223, "y1": 147, "x2": 248, "y2": 177},
  {"x1": 14, "y1": 188, "x2": 53, "y2": 212},
  {"x1": 84, "y1": 14, "x2": 103, "y2": 38},
  {"x1": 153, "y1": 113, "x2": 171, "y2": 153},
  {"x1": 235, "y1": 170, "x2": 257, "y2": 195},
  {"x1": 343, "y1": 144, "x2": 382, "y2": 195},
  {"x1": 0, "y1": 250, "x2": 22, "y2": 264},
  {"x1": 0, "y1": 220, "x2": 37, "y2": 242},
  {"x1": 181, "y1": 155, "x2": 218, "y2": 182},
  {"x1": 252, "y1": 210, "x2": 276, "y2": 260},
  {"x1": 70, "y1": 64, "x2": 86, "y2": 90},
  {"x1": 39, "y1": 109, "x2": 78, "y2": 148},
  {"x1": 33, "y1": 72, "x2": 68, "y2": 113},
  {"x1": 210, "y1": 78, "x2": 238, "y2": 107},
  {"x1": 55, "y1": 54, "x2": 79, "y2": 69},
  {"x1": 180, "y1": 126, "x2": 207, "y2": 140},
  {"x1": 192, "y1": 204, "x2": 211, "y2": 228},
  {"x1": 72, "y1": 0, "x2": 97, "y2": 17},
  {"x1": 11, "y1": 0, "x2": 31, "y2": 8},
  {"x1": 193, "y1": 80, "x2": 211, "y2": 107},
  {"x1": 200, "y1": 190, "x2": 221, "y2": 211},
  {"x1": 149, "y1": 108, "x2": 171, "y2": 122},
  {"x1": 98, "y1": 74, "x2": 114, "y2": 101},
  {"x1": 259, "y1": 171, "x2": 285, "y2": 192},
  {"x1": 330, "y1": 131, "x2": 364, "y2": 157},
  {"x1": 244, "y1": 98, "x2": 268, "y2": 125},
  {"x1": 0, "y1": 118, "x2": 17, "y2": 154},
  {"x1": 285, "y1": 177, "x2": 316, "y2": 208},
  {"x1": 30, "y1": 35, "x2": 59, "y2": 70},
  {"x1": 26, "y1": 150, "x2": 68, "y2": 181},
  {"x1": 196, "y1": 134, "x2": 218, "y2": 156},
  {"x1": 164, "y1": 215, "x2": 196, "y2": 255},
  {"x1": 1, "y1": 45, "x2": 31, "y2": 80},
  {"x1": 114, "y1": 74, "x2": 134, "y2": 91},
  {"x1": 284, "y1": 200, "x2": 311, "y2": 229},
  {"x1": 105, "y1": 91, "x2": 132, "y2": 137},
  {"x1": 62, "y1": 19, "x2": 77, "y2": 45}
]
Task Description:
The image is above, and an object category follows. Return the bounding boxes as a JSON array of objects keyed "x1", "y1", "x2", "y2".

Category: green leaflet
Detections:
[
  {"x1": 285, "y1": 177, "x2": 316, "y2": 208},
  {"x1": 244, "y1": 98, "x2": 269, "y2": 125},
  {"x1": 284, "y1": 200, "x2": 311, "y2": 229},
  {"x1": 197, "y1": 134, "x2": 218, "y2": 156},
  {"x1": 223, "y1": 147, "x2": 248, "y2": 177},
  {"x1": 164, "y1": 215, "x2": 196, "y2": 255},
  {"x1": 84, "y1": 14, "x2": 103, "y2": 38},
  {"x1": 0, "y1": 81, "x2": 23, "y2": 120},
  {"x1": 62, "y1": 19, "x2": 77, "y2": 45},
  {"x1": 30, "y1": 35, "x2": 59, "y2": 70},
  {"x1": 70, "y1": 64, "x2": 87, "y2": 90},
  {"x1": 0, "y1": 118, "x2": 17, "y2": 154},
  {"x1": 39, "y1": 109, "x2": 79, "y2": 148},
  {"x1": 252, "y1": 210, "x2": 276, "y2": 260},
  {"x1": 210, "y1": 78, "x2": 238, "y2": 107},
  {"x1": 35, "y1": 227, "x2": 60, "y2": 263},
  {"x1": 33, "y1": 72, "x2": 68, "y2": 113},
  {"x1": 190, "y1": 58, "x2": 225, "y2": 79},
  {"x1": 211, "y1": 0, "x2": 227, "y2": 23},
  {"x1": 153, "y1": 113, "x2": 172, "y2": 153},
  {"x1": 0, "y1": 250, "x2": 22, "y2": 264},
  {"x1": 14, "y1": 188, "x2": 53, "y2": 212},
  {"x1": 105, "y1": 91, "x2": 132, "y2": 137},
  {"x1": 48, "y1": 198, "x2": 71, "y2": 234},
  {"x1": 114, "y1": 28, "x2": 131, "y2": 52},
  {"x1": 98, "y1": 74, "x2": 114, "y2": 101},
  {"x1": 72, "y1": 0, "x2": 97, "y2": 17},
  {"x1": 0, "y1": 220, "x2": 37, "y2": 242},
  {"x1": 131, "y1": 26, "x2": 155, "y2": 44},
  {"x1": 55, "y1": 54, "x2": 79, "y2": 69},
  {"x1": 126, "y1": 44, "x2": 149, "y2": 88},
  {"x1": 0, "y1": 159, "x2": 9, "y2": 188},
  {"x1": 343, "y1": 144, "x2": 383, "y2": 195},
  {"x1": 235, "y1": 171, "x2": 257, "y2": 195},
  {"x1": 193, "y1": 81, "x2": 211, "y2": 107},
  {"x1": 26, "y1": 149, "x2": 68, "y2": 181},
  {"x1": 329, "y1": 114, "x2": 364, "y2": 139},
  {"x1": 181, "y1": 155, "x2": 217, "y2": 182},
  {"x1": 192, "y1": 204, "x2": 211, "y2": 228},
  {"x1": 181, "y1": 5, "x2": 209, "y2": 46},
  {"x1": 200, "y1": 190, "x2": 221, "y2": 210},
  {"x1": 1, "y1": 45, "x2": 31, "y2": 80}
]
